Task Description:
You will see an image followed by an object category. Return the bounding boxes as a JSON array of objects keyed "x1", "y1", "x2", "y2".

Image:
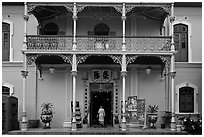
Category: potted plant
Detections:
[
  {"x1": 147, "y1": 105, "x2": 159, "y2": 129},
  {"x1": 40, "y1": 103, "x2": 54, "y2": 129}
]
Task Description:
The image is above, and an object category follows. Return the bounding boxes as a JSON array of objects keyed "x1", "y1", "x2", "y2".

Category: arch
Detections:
[
  {"x1": 2, "y1": 83, "x2": 14, "y2": 96},
  {"x1": 173, "y1": 20, "x2": 192, "y2": 62},
  {"x1": 175, "y1": 82, "x2": 198, "y2": 114},
  {"x1": 2, "y1": 19, "x2": 14, "y2": 61},
  {"x1": 94, "y1": 23, "x2": 110, "y2": 35},
  {"x1": 42, "y1": 22, "x2": 59, "y2": 35}
]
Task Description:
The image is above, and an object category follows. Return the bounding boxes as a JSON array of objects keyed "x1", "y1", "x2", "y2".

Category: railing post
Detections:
[{"x1": 121, "y1": 3, "x2": 126, "y2": 51}]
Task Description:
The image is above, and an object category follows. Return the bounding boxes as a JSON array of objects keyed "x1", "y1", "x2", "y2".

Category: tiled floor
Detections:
[{"x1": 8, "y1": 126, "x2": 188, "y2": 135}]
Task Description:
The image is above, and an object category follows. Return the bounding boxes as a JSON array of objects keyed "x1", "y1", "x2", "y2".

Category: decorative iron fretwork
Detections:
[
  {"x1": 126, "y1": 55, "x2": 138, "y2": 65},
  {"x1": 158, "y1": 55, "x2": 171, "y2": 66},
  {"x1": 59, "y1": 54, "x2": 72, "y2": 64},
  {"x1": 108, "y1": 55, "x2": 123, "y2": 65},
  {"x1": 76, "y1": 55, "x2": 90, "y2": 65},
  {"x1": 26, "y1": 35, "x2": 73, "y2": 51},
  {"x1": 113, "y1": 5, "x2": 136, "y2": 14},
  {"x1": 27, "y1": 54, "x2": 41, "y2": 65}
]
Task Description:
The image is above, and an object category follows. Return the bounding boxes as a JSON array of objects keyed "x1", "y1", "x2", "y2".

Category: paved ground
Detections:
[{"x1": 8, "y1": 126, "x2": 188, "y2": 135}]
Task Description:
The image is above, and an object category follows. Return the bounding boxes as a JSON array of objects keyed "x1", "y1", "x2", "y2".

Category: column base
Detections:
[
  {"x1": 171, "y1": 122, "x2": 176, "y2": 131},
  {"x1": 71, "y1": 121, "x2": 77, "y2": 131},
  {"x1": 21, "y1": 121, "x2": 28, "y2": 131}
]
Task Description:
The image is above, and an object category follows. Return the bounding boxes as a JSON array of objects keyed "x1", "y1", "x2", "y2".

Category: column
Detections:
[
  {"x1": 21, "y1": 54, "x2": 28, "y2": 131},
  {"x1": 21, "y1": 2, "x2": 28, "y2": 131},
  {"x1": 169, "y1": 3, "x2": 176, "y2": 131},
  {"x1": 72, "y1": 3, "x2": 77, "y2": 50},
  {"x1": 23, "y1": 2, "x2": 28, "y2": 50},
  {"x1": 122, "y1": 3, "x2": 126, "y2": 51},
  {"x1": 71, "y1": 54, "x2": 77, "y2": 131},
  {"x1": 121, "y1": 54, "x2": 127, "y2": 131}
]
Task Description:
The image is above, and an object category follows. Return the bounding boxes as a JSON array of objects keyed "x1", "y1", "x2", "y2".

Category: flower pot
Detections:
[
  {"x1": 41, "y1": 114, "x2": 53, "y2": 129},
  {"x1": 147, "y1": 113, "x2": 158, "y2": 129}
]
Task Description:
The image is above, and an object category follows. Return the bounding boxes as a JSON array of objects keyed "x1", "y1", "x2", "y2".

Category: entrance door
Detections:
[{"x1": 90, "y1": 83, "x2": 113, "y2": 127}]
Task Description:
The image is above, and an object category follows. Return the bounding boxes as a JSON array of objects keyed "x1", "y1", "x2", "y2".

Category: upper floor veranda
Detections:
[{"x1": 24, "y1": 2, "x2": 175, "y2": 55}]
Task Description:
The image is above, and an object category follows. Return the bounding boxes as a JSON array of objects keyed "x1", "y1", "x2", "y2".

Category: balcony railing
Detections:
[{"x1": 26, "y1": 35, "x2": 171, "y2": 52}]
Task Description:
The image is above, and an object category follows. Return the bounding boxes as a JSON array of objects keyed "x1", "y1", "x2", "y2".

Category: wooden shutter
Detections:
[
  {"x1": 174, "y1": 24, "x2": 188, "y2": 62},
  {"x1": 2, "y1": 23, "x2": 10, "y2": 61},
  {"x1": 179, "y1": 87, "x2": 194, "y2": 113}
]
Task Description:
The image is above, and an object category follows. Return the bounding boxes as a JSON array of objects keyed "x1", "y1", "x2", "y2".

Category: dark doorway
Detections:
[{"x1": 90, "y1": 83, "x2": 113, "y2": 127}]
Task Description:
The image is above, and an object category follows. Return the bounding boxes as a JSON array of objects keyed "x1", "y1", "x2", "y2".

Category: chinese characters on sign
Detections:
[{"x1": 93, "y1": 70, "x2": 111, "y2": 81}]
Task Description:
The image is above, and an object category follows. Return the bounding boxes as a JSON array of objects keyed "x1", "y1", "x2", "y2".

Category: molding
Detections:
[
  {"x1": 175, "y1": 82, "x2": 199, "y2": 114},
  {"x1": 2, "y1": 82, "x2": 14, "y2": 96},
  {"x1": 175, "y1": 62, "x2": 202, "y2": 68}
]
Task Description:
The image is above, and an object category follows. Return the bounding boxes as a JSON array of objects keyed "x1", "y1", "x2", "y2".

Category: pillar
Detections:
[
  {"x1": 121, "y1": 3, "x2": 126, "y2": 51},
  {"x1": 71, "y1": 54, "x2": 77, "y2": 131},
  {"x1": 21, "y1": 2, "x2": 28, "y2": 131},
  {"x1": 169, "y1": 3, "x2": 176, "y2": 131},
  {"x1": 21, "y1": 54, "x2": 28, "y2": 131},
  {"x1": 121, "y1": 54, "x2": 127, "y2": 131}
]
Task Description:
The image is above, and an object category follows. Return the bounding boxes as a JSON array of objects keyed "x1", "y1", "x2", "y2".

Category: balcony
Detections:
[{"x1": 26, "y1": 35, "x2": 171, "y2": 53}]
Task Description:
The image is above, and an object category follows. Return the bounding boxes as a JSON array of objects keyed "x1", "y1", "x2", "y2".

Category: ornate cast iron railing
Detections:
[{"x1": 26, "y1": 35, "x2": 171, "y2": 52}]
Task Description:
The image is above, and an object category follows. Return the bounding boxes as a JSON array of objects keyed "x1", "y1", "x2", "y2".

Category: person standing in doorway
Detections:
[{"x1": 98, "y1": 106, "x2": 105, "y2": 127}]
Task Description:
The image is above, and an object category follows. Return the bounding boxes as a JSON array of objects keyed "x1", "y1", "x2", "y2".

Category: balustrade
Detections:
[{"x1": 26, "y1": 35, "x2": 171, "y2": 52}]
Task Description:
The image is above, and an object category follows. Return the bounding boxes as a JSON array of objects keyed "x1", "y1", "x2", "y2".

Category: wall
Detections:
[{"x1": 174, "y1": 7, "x2": 202, "y2": 63}]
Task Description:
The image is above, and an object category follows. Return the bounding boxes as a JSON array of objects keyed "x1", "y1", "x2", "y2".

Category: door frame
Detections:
[{"x1": 88, "y1": 82, "x2": 115, "y2": 127}]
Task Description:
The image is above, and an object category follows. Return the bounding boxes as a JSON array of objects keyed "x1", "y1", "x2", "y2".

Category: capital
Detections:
[
  {"x1": 72, "y1": 15, "x2": 78, "y2": 20},
  {"x1": 121, "y1": 71, "x2": 127, "y2": 77},
  {"x1": 170, "y1": 16, "x2": 175, "y2": 23},
  {"x1": 21, "y1": 70, "x2": 28, "y2": 78},
  {"x1": 71, "y1": 71, "x2": 77, "y2": 76},
  {"x1": 169, "y1": 71, "x2": 176, "y2": 79},
  {"x1": 23, "y1": 15, "x2": 29, "y2": 21},
  {"x1": 121, "y1": 16, "x2": 126, "y2": 21}
]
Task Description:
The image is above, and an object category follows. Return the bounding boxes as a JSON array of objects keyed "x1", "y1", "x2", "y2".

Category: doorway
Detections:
[{"x1": 90, "y1": 83, "x2": 113, "y2": 127}]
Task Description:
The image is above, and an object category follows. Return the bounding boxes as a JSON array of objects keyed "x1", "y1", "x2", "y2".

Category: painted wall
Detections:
[{"x1": 174, "y1": 7, "x2": 202, "y2": 63}]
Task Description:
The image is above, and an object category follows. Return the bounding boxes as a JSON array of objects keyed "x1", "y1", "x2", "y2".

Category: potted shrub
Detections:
[
  {"x1": 40, "y1": 103, "x2": 54, "y2": 129},
  {"x1": 147, "y1": 105, "x2": 159, "y2": 129}
]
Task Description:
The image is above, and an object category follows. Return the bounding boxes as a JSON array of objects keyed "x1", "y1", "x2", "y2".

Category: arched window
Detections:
[
  {"x1": 2, "y1": 83, "x2": 14, "y2": 96},
  {"x1": 2, "y1": 22, "x2": 10, "y2": 61},
  {"x1": 174, "y1": 24, "x2": 188, "y2": 62},
  {"x1": 42, "y1": 23, "x2": 59, "y2": 35},
  {"x1": 176, "y1": 82, "x2": 198, "y2": 114},
  {"x1": 2, "y1": 86, "x2": 10, "y2": 96},
  {"x1": 94, "y1": 23, "x2": 110, "y2": 35}
]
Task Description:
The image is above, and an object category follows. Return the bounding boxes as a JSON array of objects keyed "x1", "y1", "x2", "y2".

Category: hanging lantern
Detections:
[
  {"x1": 49, "y1": 67, "x2": 55, "y2": 74},
  {"x1": 146, "y1": 66, "x2": 151, "y2": 74}
]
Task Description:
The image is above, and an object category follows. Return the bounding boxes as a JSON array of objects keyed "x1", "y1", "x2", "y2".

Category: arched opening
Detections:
[
  {"x1": 42, "y1": 23, "x2": 59, "y2": 35},
  {"x1": 94, "y1": 23, "x2": 110, "y2": 35}
]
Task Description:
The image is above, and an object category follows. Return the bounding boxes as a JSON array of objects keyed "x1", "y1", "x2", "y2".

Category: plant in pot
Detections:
[
  {"x1": 147, "y1": 105, "x2": 159, "y2": 129},
  {"x1": 40, "y1": 103, "x2": 54, "y2": 129}
]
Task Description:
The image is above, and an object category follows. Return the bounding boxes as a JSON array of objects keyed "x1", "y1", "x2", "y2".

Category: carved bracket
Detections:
[
  {"x1": 27, "y1": 54, "x2": 41, "y2": 65},
  {"x1": 126, "y1": 55, "x2": 138, "y2": 65},
  {"x1": 59, "y1": 54, "x2": 73, "y2": 64},
  {"x1": 108, "y1": 55, "x2": 123, "y2": 65},
  {"x1": 76, "y1": 55, "x2": 90, "y2": 65}
]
